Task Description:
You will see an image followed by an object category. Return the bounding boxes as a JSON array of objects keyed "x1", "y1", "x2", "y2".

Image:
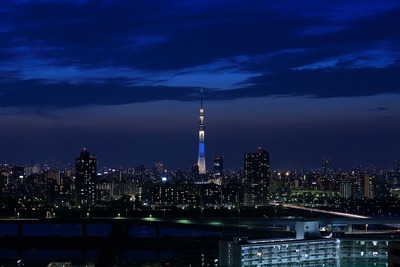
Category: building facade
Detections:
[
  {"x1": 220, "y1": 221, "x2": 339, "y2": 267},
  {"x1": 213, "y1": 155, "x2": 223, "y2": 176},
  {"x1": 75, "y1": 148, "x2": 97, "y2": 207},
  {"x1": 220, "y1": 221, "x2": 394, "y2": 267},
  {"x1": 243, "y1": 148, "x2": 270, "y2": 206}
]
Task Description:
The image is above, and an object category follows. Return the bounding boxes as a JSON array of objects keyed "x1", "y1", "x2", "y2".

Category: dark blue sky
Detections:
[{"x1": 1, "y1": 0, "x2": 399, "y2": 170}]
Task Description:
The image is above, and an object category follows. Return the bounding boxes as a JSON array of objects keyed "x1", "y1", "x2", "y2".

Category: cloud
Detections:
[
  {"x1": 238, "y1": 66, "x2": 400, "y2": 98},
  {"x1": 0, "y1": 79, "x2": 202, "y2": 108},
  {"x1": 1, "y1": 64, "x2": 399, "y2": 110},
  {"x1": 0, "y1": 0, "x2": 399, "y2": 109}
]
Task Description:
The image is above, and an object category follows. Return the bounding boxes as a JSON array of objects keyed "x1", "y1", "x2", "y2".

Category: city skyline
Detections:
[{"x1": 0, "y1": 1, "x2": 399, "y2": 170}]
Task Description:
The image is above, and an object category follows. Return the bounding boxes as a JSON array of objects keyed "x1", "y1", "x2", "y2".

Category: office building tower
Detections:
[
  {"x1": 340, "y1": 177, "x2": 353, "y2": 199},
  {"x1": 322, "y1": 158, "x2": 330, "y2": 175},
  {"x1": 243, "y1": 148, "x2": 270, "y2": 206},
  {"x1": 353, "y1": 165, "x2": 362, "y2": 176},
  {"x1": 75, "y1": 148, "x2": 97, "y2": 207},
  {"x1": 25, "y1": 163, "x2": 40, "y2": 176},
  {"x1": 44, "y1": 171, "x2": 61, "y2": 185},
  {"x1": 213, "y1": 155, "x2": 223, "y2": 176},
  {"x1": 363, "y1": 173, "x2": 373, "y2": 199},
  {"x1": 197, "y1": 90, "x2": 206, "y2": 174},
  {"x1": 395, "y1": 160, "x2": 400, "y2": 178}
]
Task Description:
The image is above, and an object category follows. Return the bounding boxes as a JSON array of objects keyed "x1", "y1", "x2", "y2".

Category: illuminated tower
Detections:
[{"x1": 197, "y1": 90, "x2": 206, "y2": 174}]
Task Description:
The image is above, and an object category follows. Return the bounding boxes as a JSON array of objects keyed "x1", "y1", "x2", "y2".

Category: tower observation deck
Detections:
[{"x1": 198, "y1": 90, "x2": 206, "y2": 174}]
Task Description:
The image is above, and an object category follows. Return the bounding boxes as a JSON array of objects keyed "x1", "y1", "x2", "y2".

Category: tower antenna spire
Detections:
[{"x1": 200, "y1": 88, "x2": 203, "y2": 109}]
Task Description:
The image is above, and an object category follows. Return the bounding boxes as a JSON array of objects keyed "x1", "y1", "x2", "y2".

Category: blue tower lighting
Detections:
[{"x1": 197, "y1": 90, "x2": 206, "y2": 174}]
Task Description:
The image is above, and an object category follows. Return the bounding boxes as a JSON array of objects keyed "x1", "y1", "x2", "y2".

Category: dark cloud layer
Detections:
[
  {"x1": 0, "y1": 0, "x2": 399, "y2": 109},
  {"x1": 0, "y1": 65, "x2": 399, "y2": 109},
  {"x1": 0, "y1": 79, "x2": 199, "y2": 108}
]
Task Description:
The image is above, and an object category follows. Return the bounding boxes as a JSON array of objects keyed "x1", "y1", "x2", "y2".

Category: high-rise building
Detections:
[
  {"x1": 322, "y1": 158, "x2": 330, "y2": 175},
  {"x1": 75, "y1": 148, "x2": 97, "y2": 207},
  {"x1": 363, "y1": 173, "x2": 373, "y2": 199},
  {"x1": 243, "y1": 148, "x2": 270, "y2": 206},
  {"x1": 340, "y1": 176, "x2": 353, "y2": 198},
  {"x1": 197, "y1": 90, "x2": 206, "y2": 174},
  {"x1": 213, "y1": 155, "x2": 223, "y2": 176},
  {"x1": 395, "y1": 160, "x2": 400, "y2": 177}
]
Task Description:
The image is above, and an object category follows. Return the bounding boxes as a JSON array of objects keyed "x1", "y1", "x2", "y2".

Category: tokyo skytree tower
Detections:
[{"x1": 197, "y1": 90, "x2": 206, "y2": 174}]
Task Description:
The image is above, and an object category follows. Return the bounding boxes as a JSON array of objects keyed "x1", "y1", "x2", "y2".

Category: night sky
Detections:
[{"x1": 1, "y1": 0, "x2": 399, "y2": 170}]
